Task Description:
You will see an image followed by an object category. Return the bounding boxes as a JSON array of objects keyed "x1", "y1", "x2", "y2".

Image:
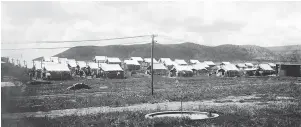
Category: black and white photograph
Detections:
[{"x1": 1, "y1": 1, "x2": 301, "y2": 127}]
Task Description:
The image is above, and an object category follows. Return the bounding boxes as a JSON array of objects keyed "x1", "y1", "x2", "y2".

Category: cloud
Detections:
[{"x1": 1, "y1": 1, "x2": 301, "y2": 62}]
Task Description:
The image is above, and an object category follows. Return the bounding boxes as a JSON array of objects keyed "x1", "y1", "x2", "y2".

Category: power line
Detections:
[
  {"x1": 1, "y1": 41, "x2": 150, "y2": 50},
  {"x1": 1, "y1": 35, "x2": 152, "y2": 44}
]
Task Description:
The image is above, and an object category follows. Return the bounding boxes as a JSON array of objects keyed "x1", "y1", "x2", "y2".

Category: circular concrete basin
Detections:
[{"x1": 145, "y1": 111, "x2": 219, "y2": 120}]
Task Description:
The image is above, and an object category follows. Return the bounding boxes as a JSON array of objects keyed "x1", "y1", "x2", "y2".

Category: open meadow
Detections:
[{"x1": 2, "y1": 76, "x2": 301, "y2": 126}]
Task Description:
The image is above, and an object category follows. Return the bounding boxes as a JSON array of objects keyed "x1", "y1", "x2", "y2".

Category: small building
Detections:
[
  {"x1": 174, "y1": 59, "x2": 188, "y2": 65},
  {"x1": 94, "y1": 56, "x2": 107, "y2": 63},
  {"x1": 50, "y1": 57, "x2": 59, "y2": 63},
  {"x1": 204, "y1": 61, "x2": 216, "y2": 67},
  {"x1": 130, "y1": 57, "x2": 144, "y2": 64},
  {"x1": 217, "y1": 64, "x2": 240, "y2": 77},
  {"x1": 106, "y1": 57, "x2": 122, "y2": 65},
  {"x1": 42, "y1": 63, "x2": 71, "y2": 80},
  {"x1": 277, "y1": 64, "x2": 301, "y2": 77},
  {"x1": 99, "y1": 63, "x2": 124, "y2": 79},
  {"x1": 258, "y1": 64, "x2": 275, "y2": 76},
  {"x1": 170, "y1": 65, "x2": 193, "y2": 77},
  {"x1": 124, "y1": 60, "x2": 141, "y2": 71},
  {"x1": 190, "y1": 59, "x2": 200, "y2": 64},
  {"x1": 191, "y1": 63, "x2": 208, "y2": 75},
  {"x1": 158, "y1": 58, "x2": 174, "y2": 70},
  {"x1": 146, "y1": 63, "x2": 168, "y2": 75}
]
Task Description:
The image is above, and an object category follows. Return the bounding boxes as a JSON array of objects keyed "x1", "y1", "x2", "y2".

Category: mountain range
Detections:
[{"x1": 35, "y1": 43, "x2": 301, "y2": 63}]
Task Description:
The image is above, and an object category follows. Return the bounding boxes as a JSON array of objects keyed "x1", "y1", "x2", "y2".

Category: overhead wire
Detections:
[
  {"x1": 1, "y1": 40, "x2": 151, "y2": 50},
  {"x1": 1, "y1": 35, "x2": 152, "y2": 44}
]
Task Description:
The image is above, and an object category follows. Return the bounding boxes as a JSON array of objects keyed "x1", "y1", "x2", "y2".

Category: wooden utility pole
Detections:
[{"x1": 151, "y1": 34, "x2": 155, "y2": 96}]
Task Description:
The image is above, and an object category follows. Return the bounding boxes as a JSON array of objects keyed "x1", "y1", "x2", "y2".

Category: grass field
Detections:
[{"x1": 2, "y1": 76, "x2": 301, "y2": 127}]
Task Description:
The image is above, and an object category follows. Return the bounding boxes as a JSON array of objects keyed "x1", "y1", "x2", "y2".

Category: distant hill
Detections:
[
  {"x1": 34, "y1": 43, "x2": 301, "y2": 62},
  {"x1": 266, "y1": 45, "x2": 301, "y2": 62}
]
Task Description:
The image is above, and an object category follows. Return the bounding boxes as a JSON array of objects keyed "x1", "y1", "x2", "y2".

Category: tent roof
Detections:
[
  {"x1": 87, "y1": 62, "x2": 99, "y2": 69},
  {"x1": 236, "y1": 63, "x2": 247, "y2": 68},
  {"x1": 259, "y1": 64, "x2": 274, "y2": 71},
  {"x1": 77, "y1": 61, "x2": 87, "y2": 67},
  {"x1": 204, "y1": 61, "x2": 215, "y2": 65},
  {"x1": 43, "y1": 56, "x2": 51, "y2": 62},
  {"x1": 130, "y1": 57, "x2": 143, "y2": 61},
  {"x1": 144, "y1": 58, "x2": 158, "y2": 63},
  {"x1": 94, "y1": 56, "x2": 107, "y2": 61},
  {"x1": 148, "y1": 63, "x2": 167, "y2": 70},
  {"x1": 173, "y1": 65, "x2": 193, "y2": 72},
  {"x1": 107, "y1": 57, "x2": 121, "y2": 63},
  {"x1": 67, "y1": 59, "x2": 77, "y2": 67},
  {"x1": 192, "y1": 63, "x2": 207, "y2": 70},
  {"x1": 245, "y1": 63, "x2": 254, "y2": 67},
  {"x1": 44, "y1": 63, "x2": 70, "y2": 72},
  {"x1": 174, "y1": 59, "x2": 187, "y2": 65},
  {"x1": 100, "y1": 63, "x2": 123, "y2": 71},
  {"x1": 124, "y1": 60, "x2": 140, "y2": 65},
  {"x1": 159, "y1": 58, "x2": 173, "y2": 65},
  {"x1": 221, "y1": 62, "x2": 231, "y2": 65},
  {"x1": 268, "y1": 63, "x2": 276, "y2": 67},
  {"x1": 190, "y1": 60, "x2": 200, "y2": 64},
  {"x1": 221, "y1": 64, "x2": 239, "y2": 71},
  {"x1": 50, "y1": 57, "x2": 59, "y2": 63}
]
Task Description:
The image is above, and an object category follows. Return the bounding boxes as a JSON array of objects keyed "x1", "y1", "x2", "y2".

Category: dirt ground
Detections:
[{"x1": 2, "y1": 94, "x2": 298, "y2": 119}]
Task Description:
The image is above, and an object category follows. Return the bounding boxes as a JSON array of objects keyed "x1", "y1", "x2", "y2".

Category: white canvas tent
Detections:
[
  {"x1": 124, "y1": 60, "x2": 140, "y2": 65},
  {"x1": 268, "y1": 63, "x2": 276, "y2": 67},
  {"x1": 146, "y1": 63, "x2": 168, "y2": 75},
  {"x1": 159, "y1": 58, "x2": 173, "y2": 65},
  {"x1": 259, "y1": 64, "x2": 274, "y2": 71},
  {"x1": 245, "y1": 63, "x2": 254, "y2": 67},
  {"x1": 59, "y1": 58, "x2": 68, "y2": 65},
  {"x1": 130, "y1": 57, "x2": 143, "y2": 62},
  {"x1": 94, "y1": 56, "x2": 107, "y2": 63},
  {"x1": 144, "y1": 58, "x2": 158, "y2": 63},
  {"x1": 221, "y1": 62, "x2": 231, "y2": 65},
  {"x1": 43, "y1": 63, "x2": 70, "y2": 72},
  {"x1": 77, "y1": 61, "x2": 87, "y2": 68},
  {"x1": 190, "y1": 60, "x2": 200, "y2": 64},
  {"x1": 218, "y1": 64, "x2": 240, "y2": 77},
  {"x1": 192, "y1": 63, "x2": 208, "y2": 70},
  {"x1": 106, "y1": 57, "x2": 122, "y2": 64},
  {"x1": 67, "y1": 59, "x2": 77, "y2": 68},
  {"x1": 87, "y1": 62, "x2": 99, "y2": 69},
  {"x1": 204, "y1": 61, "x2": 215, "y2": 66},
  {"x1": 50, "y1": 57, "x2": 59, "y2": 63},
  {"x1": 100, "y1": 63, "x2": 123, "y2": 72},
  {"x1": 43, "y1": 56, "x2": 51, "y2": 62},
  {"x1": 174, "y1": 59, "x2": 187, "y2": 65}
]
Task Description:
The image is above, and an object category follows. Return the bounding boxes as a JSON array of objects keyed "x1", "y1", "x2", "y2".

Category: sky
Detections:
[{"x1": 1, "y1": 1, "x2": 301, "y2": 64}]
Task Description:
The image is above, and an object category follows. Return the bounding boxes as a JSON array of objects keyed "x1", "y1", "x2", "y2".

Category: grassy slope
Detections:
[{"x1": 32, "y1": 43, "x2": 293, "y2": 62}]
